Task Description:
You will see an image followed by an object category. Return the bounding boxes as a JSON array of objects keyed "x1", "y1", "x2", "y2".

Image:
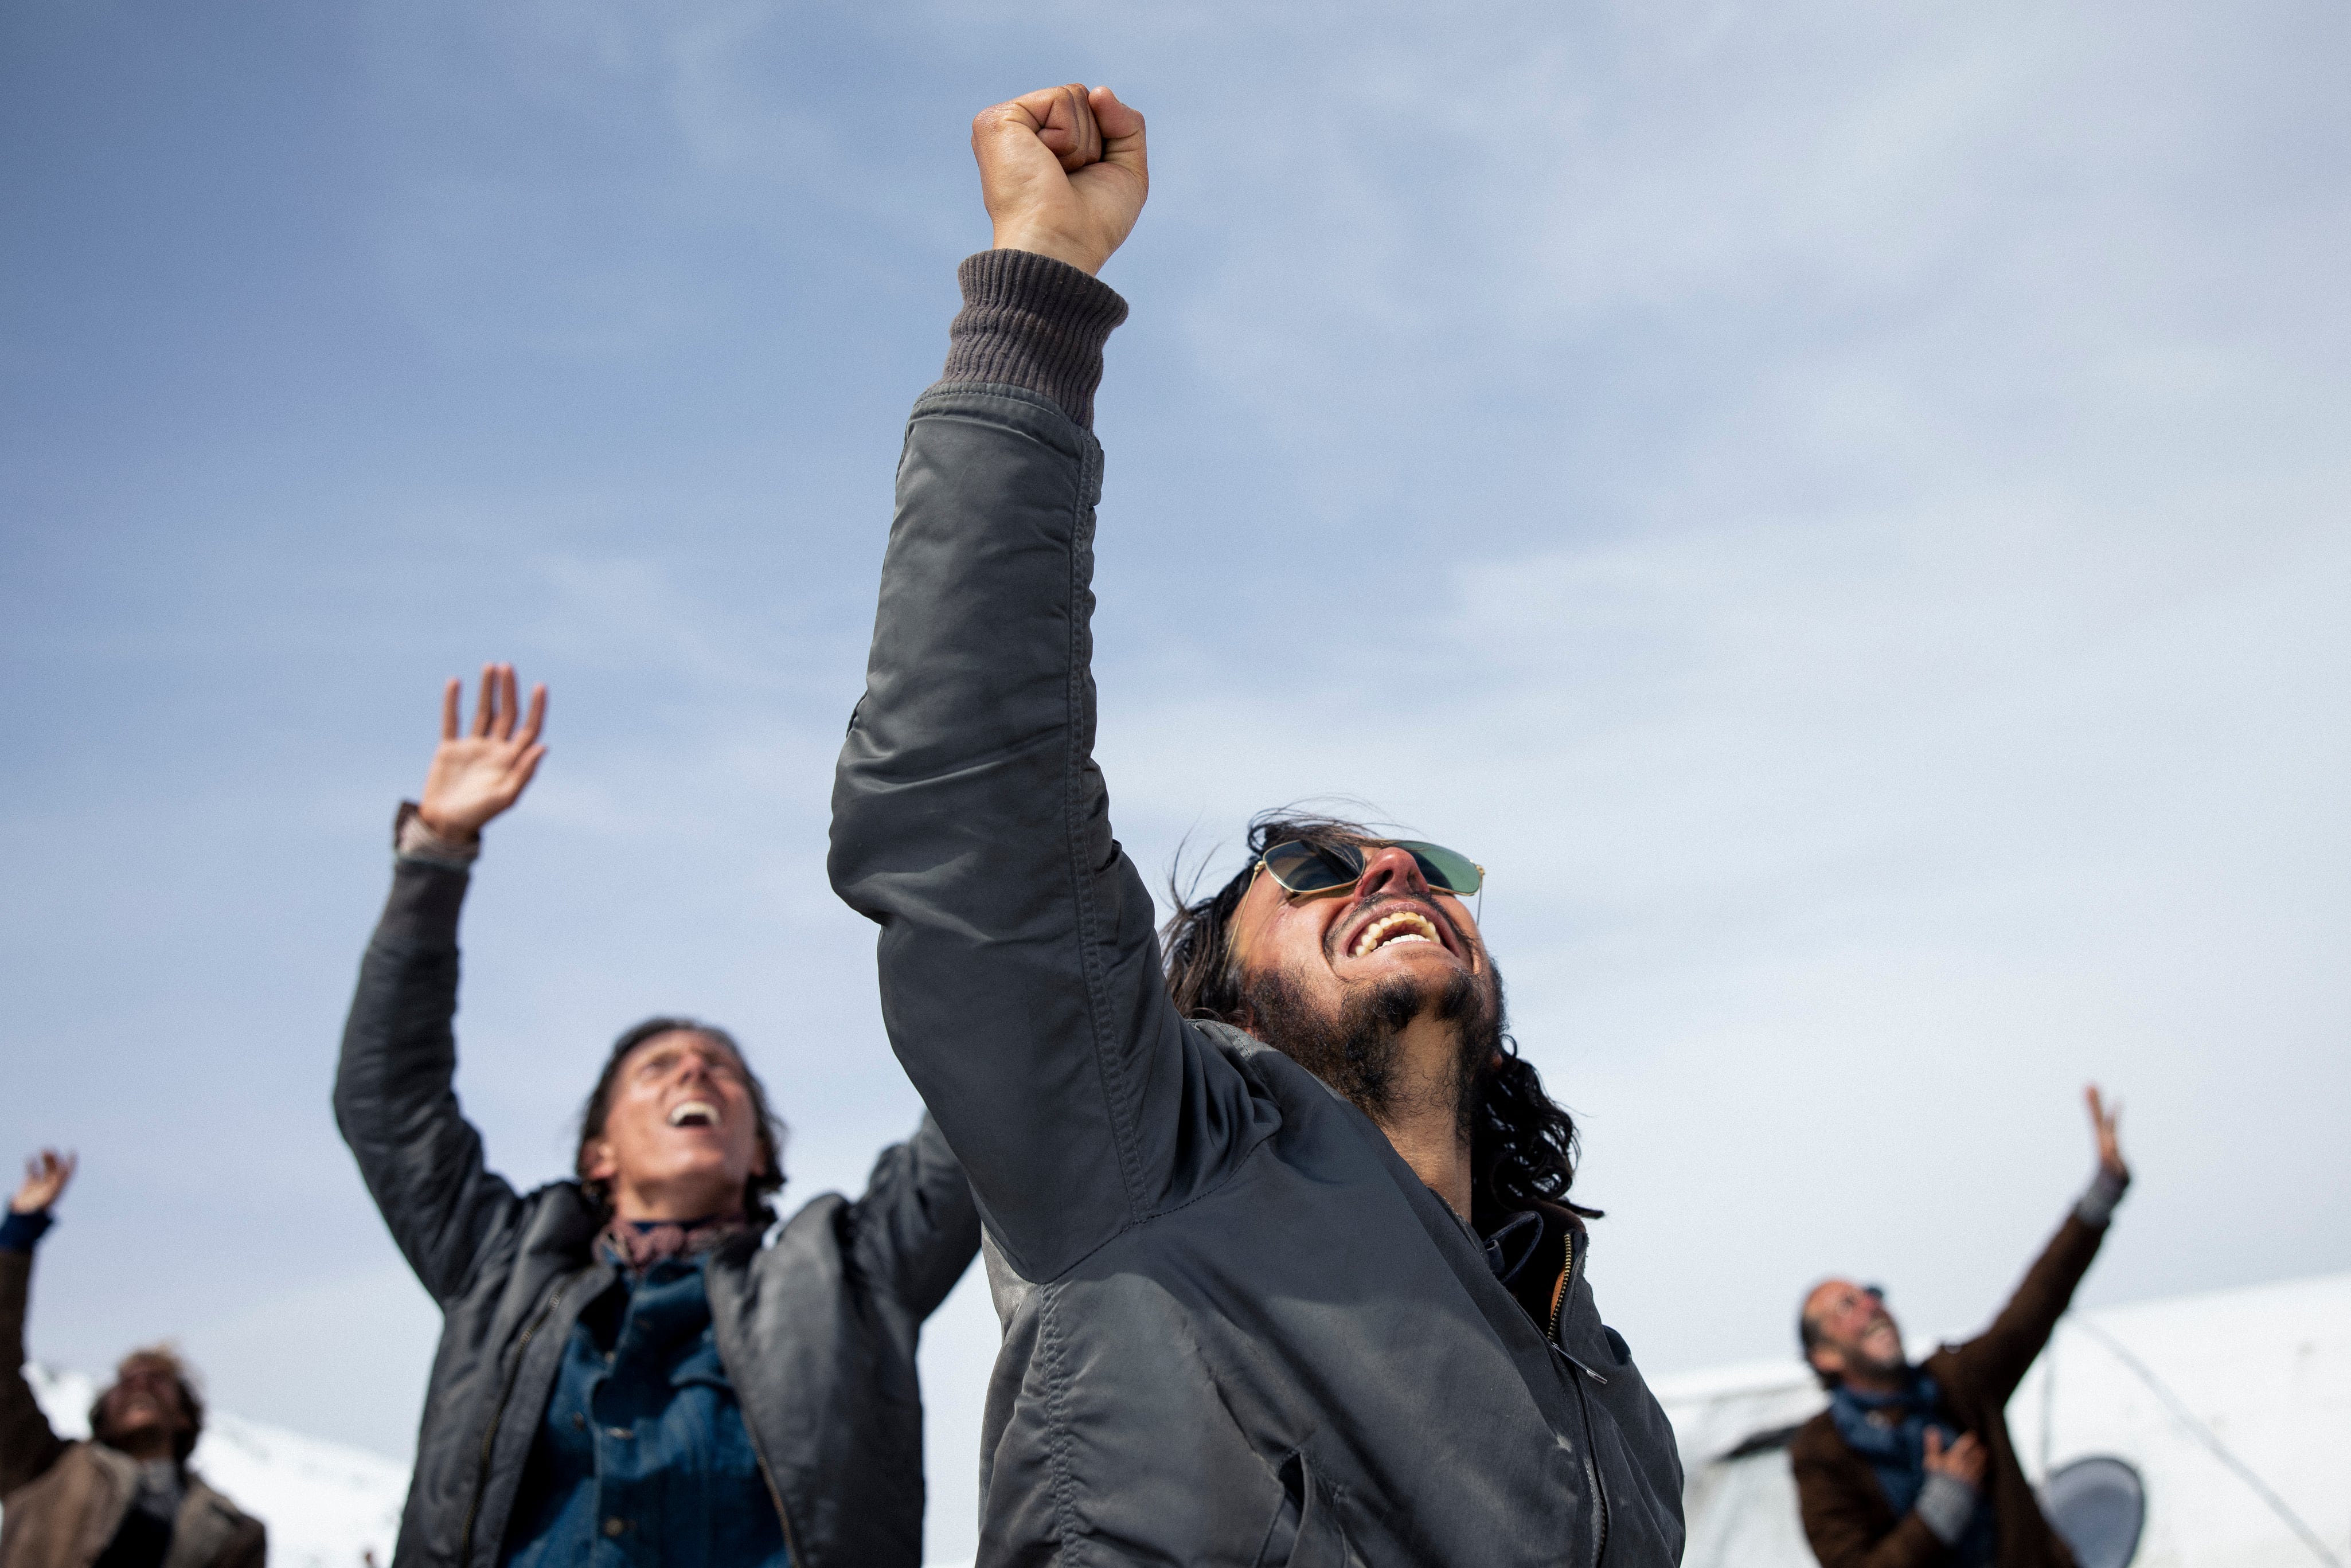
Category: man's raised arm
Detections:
[
  {"x1": 831, "y1": 87, "x2": 1265, "y2": 1284},
  {"x1": 1958, "y1": 1084, "x2": 2132, "y2": 1399}
]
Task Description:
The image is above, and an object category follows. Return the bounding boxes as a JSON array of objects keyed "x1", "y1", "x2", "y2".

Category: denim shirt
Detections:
[{"x1": 502, "y1": 1256, "x2": 788, "y2": 1568}]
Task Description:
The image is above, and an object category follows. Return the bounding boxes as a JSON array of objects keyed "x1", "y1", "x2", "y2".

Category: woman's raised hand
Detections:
[{"x1": 417, "y1": 663, "x2": 549, "y2": 842}]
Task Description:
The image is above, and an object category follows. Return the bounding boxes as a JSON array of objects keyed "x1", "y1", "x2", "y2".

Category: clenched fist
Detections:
[{"x1": 973, "y1": 84, "x2": 1148, "y2": 277}]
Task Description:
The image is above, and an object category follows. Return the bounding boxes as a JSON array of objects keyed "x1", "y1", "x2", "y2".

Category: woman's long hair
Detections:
[{"x1": 1162, "y1": 810, "x2": 1598, "y2": 1218}]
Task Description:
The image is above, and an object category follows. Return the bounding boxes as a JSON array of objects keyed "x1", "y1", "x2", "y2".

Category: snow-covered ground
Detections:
[{"x1": 7, "y1": 1363, "x2": 407, "y2": 1568}]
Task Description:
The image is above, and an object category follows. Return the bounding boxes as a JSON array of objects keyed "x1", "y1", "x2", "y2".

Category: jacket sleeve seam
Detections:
[
  {"x1": 1037, "y1": 1282, "x2": 1086, "y2": 1562},
  {"x1": 1060, "y1": 437, "x2": 1152, "y2": 1228}
]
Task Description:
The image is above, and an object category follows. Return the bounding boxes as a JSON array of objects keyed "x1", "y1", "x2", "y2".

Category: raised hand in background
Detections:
[
  {"x1": 10, "y1": 1150, "x2": 75, "y2": 1215},
  {"x1": 2084, "y1": 1083, "x2": 2127, "y2": 1183},
  {"x1": 971, "y1": 83, "x2": 1148, "y2": 277},
  {"x1": 416, "y1": 663, "x2": 548, "y2": 842}
]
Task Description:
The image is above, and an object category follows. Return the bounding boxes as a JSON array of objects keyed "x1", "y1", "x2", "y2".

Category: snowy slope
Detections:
[{"x1": 6, "y1": 1363, "x2": 407, "y2": 1568}]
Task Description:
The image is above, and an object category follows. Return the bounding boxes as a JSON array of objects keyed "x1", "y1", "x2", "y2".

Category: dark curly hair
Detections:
[
  {"x1": 576, "y1": 1016, "x2": 790, "y2": 1223},
  {"x1": 1162, "y1": 810, "x2": 1598, "y2": 1219}
]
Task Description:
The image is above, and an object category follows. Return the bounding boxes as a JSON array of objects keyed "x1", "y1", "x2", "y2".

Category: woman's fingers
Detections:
[
  {"x1": 508, "y1": 743, "x2": 548, "y2": 798},
  {"x1": 494, "y1": 665, "x2": 521, "y2": 740},
  {"x1": 472, "y1": 663, "x2": 497, "y2": 737},
  {"x1": 440, "y1": 679, "x2": 461, "y2": 741},
  {"x1": 517, "y1": 683, "x2": 548, "y2": 748}
]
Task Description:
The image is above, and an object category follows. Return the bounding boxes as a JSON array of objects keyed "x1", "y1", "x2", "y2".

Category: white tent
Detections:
[{"x1": 1657, "y1": 1271, "x2": 2350, "y2": 1568}]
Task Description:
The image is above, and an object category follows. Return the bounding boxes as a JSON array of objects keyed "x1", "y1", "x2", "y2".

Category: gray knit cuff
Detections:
[
  {"x1": 2075, "y1": 1166, "x2": 2130, "y2": 1227},
  {"x1": 940, "y1": 249, "x2": 1129, "y2": 428},
  {"x1": 394, "y1": 800, "x2": 480, "y2": 869},
  {"x1": 1915, "y1": 1472, "x2": 1979, "y2": 1545}
]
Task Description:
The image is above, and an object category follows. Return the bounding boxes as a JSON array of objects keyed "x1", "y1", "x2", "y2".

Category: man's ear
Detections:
[
  {"x1": 1807, "y1": 1344, "x2": 1844, "y2": 1380},
  {"x1": 581, "y1": 1139, "x2": 617, "y2": 1183}
]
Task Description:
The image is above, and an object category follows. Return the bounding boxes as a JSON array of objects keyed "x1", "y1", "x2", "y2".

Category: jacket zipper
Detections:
[
  {"x1": 1548, "y1": 1229, "x2": 1611, "y2": 1568},
  {"x1": 738, "y1": 1412, "x2": 806, "y2": 1567},
  {"x1": 459, "y1": 1277, "x2": 572, "y2": 1568}
]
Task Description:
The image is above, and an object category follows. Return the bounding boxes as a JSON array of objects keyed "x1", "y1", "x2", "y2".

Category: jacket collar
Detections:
[
  {"x1": 1478, "y1": 1199, "x2": 1587, "y2": 1339},
  {"x1": 75, "y1": 1446, "x2": 247, "y2": 1568}
]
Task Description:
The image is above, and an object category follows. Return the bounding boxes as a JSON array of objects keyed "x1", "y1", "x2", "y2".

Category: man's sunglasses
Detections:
[{"x1": 1256, "y1": 839, "x2": 1485, "y2": 898}]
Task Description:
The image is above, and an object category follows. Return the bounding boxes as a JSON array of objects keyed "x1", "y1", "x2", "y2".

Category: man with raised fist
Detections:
[
  {"x1": 830, "y1": 85, "x2": 1684, "y2": 1564},
  {"x1": 1791, "y1": 1088, "x2": 2134, "y2": 1568},
  {"x1": 1, "y1": 1151, "x2": 267, "y2": 1568},
  {"x1": 337, "y1": 667, "x2": 979, "y2": 1568}
]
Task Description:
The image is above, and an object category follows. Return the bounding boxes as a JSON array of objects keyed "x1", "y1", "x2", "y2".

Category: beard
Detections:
[
  {"x1": 1239, "y1": 955, "x2": 1505, "y2": 1139},
  {"x1": 1847, "y1": 1322, "x2": 1910, "y2": 1379}
]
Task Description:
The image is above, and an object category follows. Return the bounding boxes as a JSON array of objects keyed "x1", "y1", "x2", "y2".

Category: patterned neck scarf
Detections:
[
  {"x1": 1829, "y1": 1371, "x2": 1997, "y2": 1567},
  {"x1": 595, "y1": 1213, "x2": 753, "y2": 1273}
]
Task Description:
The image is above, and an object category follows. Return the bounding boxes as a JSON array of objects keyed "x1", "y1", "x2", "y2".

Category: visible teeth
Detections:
[
  {"x1": 668, "y1": 1101, "x2": 719, "y2": 1128},
  {"x1": 1350, "y1": 910, "x2": 1442, "y2": 958}
]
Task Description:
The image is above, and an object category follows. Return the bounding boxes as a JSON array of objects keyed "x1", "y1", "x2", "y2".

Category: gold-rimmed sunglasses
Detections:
[{"x1": 1255, "y1": 839, "x2": 1485, "y2": 899}]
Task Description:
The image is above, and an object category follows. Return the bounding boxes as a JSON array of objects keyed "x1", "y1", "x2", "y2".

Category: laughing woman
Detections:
[{"x1": 334, "y1": 666, "x2": 978, "y2": 1568}]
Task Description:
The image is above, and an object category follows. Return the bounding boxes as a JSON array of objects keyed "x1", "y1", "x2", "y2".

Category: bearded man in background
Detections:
[{"x1": 1791, "y1": 1088, "x2": 2133, "y2": 1568}]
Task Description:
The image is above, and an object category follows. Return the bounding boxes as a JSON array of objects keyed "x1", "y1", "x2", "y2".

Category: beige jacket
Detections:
[
  {"x1": 0, "y1": 1442, "x2": 263, "y2": 1568},
  {"x1": 1, "y1": 1249, "x2": 265, "y2": 1568}
]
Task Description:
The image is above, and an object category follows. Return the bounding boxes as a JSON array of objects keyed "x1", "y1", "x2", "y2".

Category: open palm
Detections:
[
  {"x1": 419, "y1": 663, "x2": 549, "y2": 839},
  {"x1": 11, "y1": 1149, "x2": 75, "y2": 1214}
]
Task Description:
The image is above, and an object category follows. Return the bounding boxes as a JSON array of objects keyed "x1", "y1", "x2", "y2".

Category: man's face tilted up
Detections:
[
  {"x1": 1802, "y1": 1278, "x2": 1909, "y2": 1390},
  {"x1": 91, "y1": 1352, "x2": 197, "y2": 1463},
  {"x1": 1224, "y1": 837, "x2": 1505, "y2": 1167}
]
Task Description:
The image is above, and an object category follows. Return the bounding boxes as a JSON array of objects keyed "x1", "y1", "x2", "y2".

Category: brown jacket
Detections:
[
  {"x1": 1790, "y1": 1212, "x2": 2110, "y2": 1568},
  {"x1": 0, "y1": 1250, "x2": 265, "y2": 1568}
]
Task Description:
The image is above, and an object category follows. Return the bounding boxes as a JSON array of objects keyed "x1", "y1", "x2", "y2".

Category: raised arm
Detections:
[
  {"x1": 334, "y1": 666, "x2": 546, "y2": 1305},
  {"x1": 0, "y1": 1151, "x2": 76, "y2": 1495},
  {"x1": 831, "y1": 87, "x2": 1268, "y2": 1283},
  {"x1": 1956, "y1": 1084, "x2": 2131, "y2": 1398},
  {"x1": 846, "y1": 1114, "x2": 983, "y2": 1320}
]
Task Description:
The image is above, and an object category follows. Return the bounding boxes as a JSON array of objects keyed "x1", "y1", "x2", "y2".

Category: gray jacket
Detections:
[
  {"x1": 830, "y1": 250, "x2": 1685, "y2": 1566},
  {"x1": 334, "y1": 858, "x2": 981, "y2": 1568}
]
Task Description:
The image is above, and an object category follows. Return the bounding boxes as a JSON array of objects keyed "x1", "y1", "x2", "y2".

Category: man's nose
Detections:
[{"x1": 1354, "y1": 845, "x2": 1430, "y2": 903}]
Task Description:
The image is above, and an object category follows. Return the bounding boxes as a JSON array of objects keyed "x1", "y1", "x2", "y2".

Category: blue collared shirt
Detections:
[{"x1": 502, "y1": 1256, "x2": 787, "y2": 1568}]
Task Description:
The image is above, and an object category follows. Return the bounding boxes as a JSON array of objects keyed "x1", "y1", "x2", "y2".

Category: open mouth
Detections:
[
  {"x1": 1348, "y1": 908, "x2": 1446, "y2": 959},
  {"x1": 667, "y1": 1100, "x2": 720, "y2": 1129}
]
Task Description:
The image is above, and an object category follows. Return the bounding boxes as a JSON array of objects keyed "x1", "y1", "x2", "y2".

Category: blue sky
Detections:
[{"x1": 4, "y1": 2, "x2": 2346, "y2": 1561}]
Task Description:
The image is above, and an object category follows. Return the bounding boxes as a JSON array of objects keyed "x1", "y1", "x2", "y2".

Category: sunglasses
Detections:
[{"x1": 1256, "y1": 839, "x2": 1485, "y2": 898}]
